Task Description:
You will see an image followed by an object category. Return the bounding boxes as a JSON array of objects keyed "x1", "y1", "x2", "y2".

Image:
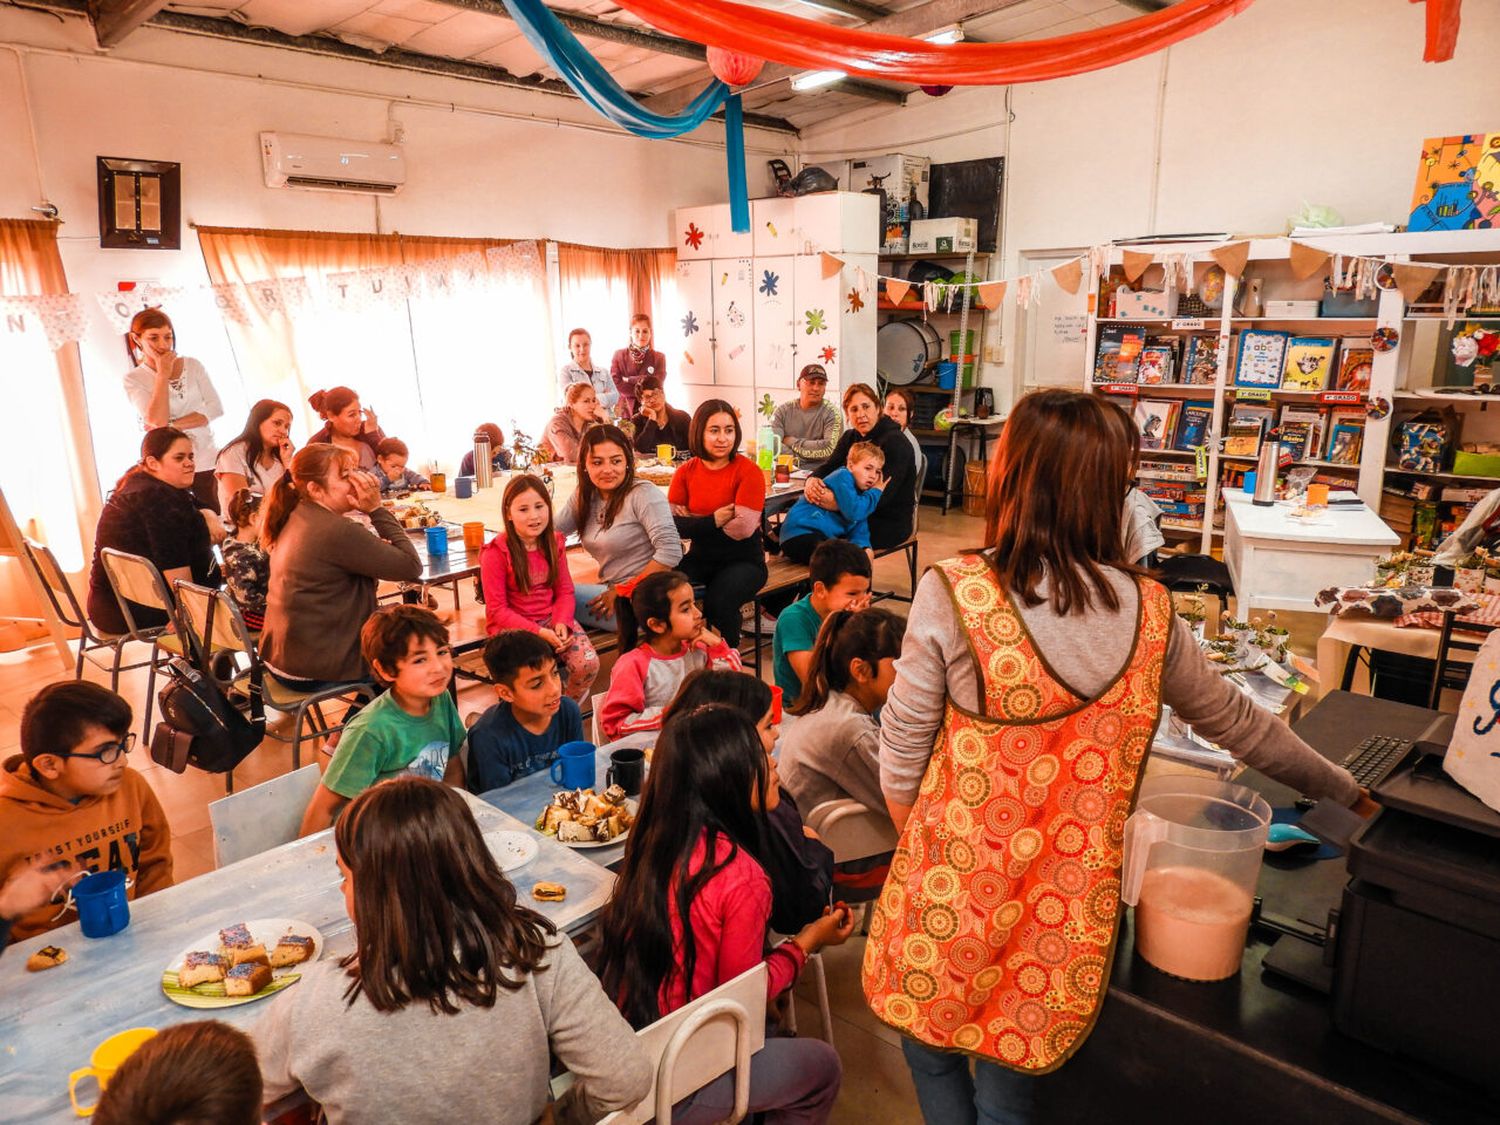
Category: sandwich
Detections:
[{"x1": 531, "y1": 882, "x2": 567, "y2": 902}]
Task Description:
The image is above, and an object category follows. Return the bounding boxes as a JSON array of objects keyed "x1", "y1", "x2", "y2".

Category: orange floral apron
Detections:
[{"x1": 862, "y1": 555, "x2": 1171, "y2": 1072}]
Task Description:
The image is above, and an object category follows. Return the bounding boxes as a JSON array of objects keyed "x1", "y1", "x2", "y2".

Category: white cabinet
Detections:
[
  {"x1": 674, "y1": 203, "x2": 751, "y2": 261},
  {"x1": 794, "y1": 192, "x2": 879, "y2": 255},
  {"x1": 752, "y1": 198, "x2": 799, "y2": 257},
  {"x1": 752, "y1": 256, "x2": 796, "y2": 389},
  {"x1": 713, "y1": 258, "x2": 756, "y2": 387},
  {"x1": 791, "y1": 253, "x2": 877, "y2": 391},
  {"x1": 674, "y1": 259, "x2": 715, "y2": 386}
]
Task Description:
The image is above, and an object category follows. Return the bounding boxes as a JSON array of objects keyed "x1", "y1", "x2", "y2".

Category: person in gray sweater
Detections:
[
  {"x1": 781, "y1": 607, "x2": 906, "y2": 818},
  {"x1": 557, "y1": 425, "x2": 683, "y2": 640},
  {"x1": 251, "y1": 777, "x2": 651, "y2": 1125},
  {"x1": 258, "y1": 444, "x2": 422, "y2": 684},
  {"x1": 771, "y1": 364, "x2": 841, "y2": 465}
]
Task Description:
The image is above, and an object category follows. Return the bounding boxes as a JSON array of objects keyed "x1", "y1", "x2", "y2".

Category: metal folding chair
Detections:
[
  {"x1": 23, "y1": 540, "x2": 160, "y2": 689},
  {"x1": 98, "y1": 548, "x2": 190, "y2": 742}
]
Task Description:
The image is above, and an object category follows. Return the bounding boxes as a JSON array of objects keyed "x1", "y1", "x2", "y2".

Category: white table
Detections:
[
  {"x1": 1222, "y1": 492, "x2": 1399, "y2": 616},
  {"x1": 0, "y1": 791, "x2": 613, "y2": 1124}
]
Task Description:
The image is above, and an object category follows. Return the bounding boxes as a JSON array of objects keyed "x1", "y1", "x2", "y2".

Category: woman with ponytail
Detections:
[
  {"x1": 258, "y1": 444, "x2": 421, "y2": 685},
  {"x1": 307, "y1": 386, "x2": 383, "y2": 470},
  {"x1": 779, "y1": 607, "x2": 905, "y2": 819},
  {"x1": 86, "y1": 426, "x2": 222, "y2": 635}
]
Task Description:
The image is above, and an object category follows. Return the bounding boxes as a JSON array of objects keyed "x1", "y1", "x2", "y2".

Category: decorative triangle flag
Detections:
[
  {"x1": 1209, "y1": 241, "x2": 1251, "y2": 278},
  {"x1": 1122, "y1": 250, "x2": 1154, "y2": 284},
  {"x1": 1051, "y1": 258, "x2": 1084, "y2": 295},
  {"x1": 885, "y1": 278, "x2": 912, "y2": 307},
  {"x1": 1288, "y1": 242, "x2": 1332, "y2": 281},
  {"x1": 1391, "y1": 262, "x2": 1442, "y2": 304},
  {"x1": 821, "y1": 252, "x2": 844, "y2": 280},
  {"x1": 977, "y1": 281, "x2": 1006, "y2": 309}
]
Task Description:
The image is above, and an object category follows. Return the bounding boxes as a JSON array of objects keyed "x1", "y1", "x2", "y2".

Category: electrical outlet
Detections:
[{"x1": 984, "y1": 342, "x2": 1005, "y2": 365}]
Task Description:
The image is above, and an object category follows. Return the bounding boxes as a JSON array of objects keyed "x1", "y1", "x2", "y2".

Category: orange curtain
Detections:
[
  {"x1": 0, "y1": 219, "x2": 101, "y2": 575},
  {"x1": 556, "y1": 243, "x2": 676, "y2": 328}
]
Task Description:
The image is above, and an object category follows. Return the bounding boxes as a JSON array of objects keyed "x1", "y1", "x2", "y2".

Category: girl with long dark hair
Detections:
[
  {"x1": 214, "y1": 398, "x2": 294, "y2": 513},
  {"x1": 86, "y1": 426, "x2": 221, "y2": 635},
  {"x1": 250, "y1": 776, "x2": 650, "y2": 1124},
  {"x1": 597, "y1": 705, "x2": 850, "y2": 1124}
]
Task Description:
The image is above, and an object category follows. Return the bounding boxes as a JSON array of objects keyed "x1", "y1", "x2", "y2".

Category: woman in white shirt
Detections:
[
  {"x1": 558, "y1": 327, "x2": 619, "y2": 413},
  {"x1": 123, "y1": 308, "x2": 225, "y2": 512},
  {"x1": 215, "y1": 398, "x2": 295, "y2": 513}
]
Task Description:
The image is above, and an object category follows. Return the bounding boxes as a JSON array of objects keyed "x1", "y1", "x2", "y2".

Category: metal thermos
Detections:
[
  {"x1": 472, "y1": 432, "x2": 493, "y2": 489},
  {"x1": 1253, "y1": 432, "x2": 1281, "y2": 507}
]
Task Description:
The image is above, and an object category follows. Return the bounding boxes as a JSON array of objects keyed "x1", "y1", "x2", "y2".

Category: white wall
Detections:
[
  {"x1": 798, "y1": 0, "x2": 1500, "y2": 406},
  {"x1": 0, "y1": 3, "x2": 795, "y2": 480}
]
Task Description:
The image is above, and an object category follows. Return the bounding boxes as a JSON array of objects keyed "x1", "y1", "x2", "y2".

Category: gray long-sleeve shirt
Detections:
[
  {"x1": 881, "y1": 566, "x2": 1360, "y2": 808},
  {"x1": 251, "y1": 937, "x2": 652, "y2": 1125},
  {"x1": 556, "y1": 481, "x2": 683, "y2": 587},
  {"x1": 771, "y1": 399, "x2": 841, "y2": 464},
  {"x1": 779, "y1": 690, "x2": 888, "y2": 818}
]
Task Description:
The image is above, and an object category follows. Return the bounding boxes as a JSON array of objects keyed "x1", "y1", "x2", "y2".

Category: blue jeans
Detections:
[
  {"x1": 901, "y1": 1037, "x2": 1037, "y2": 1125},
  {"x1": 572, "y1": 583, "x2": 614, "y2": 632}
]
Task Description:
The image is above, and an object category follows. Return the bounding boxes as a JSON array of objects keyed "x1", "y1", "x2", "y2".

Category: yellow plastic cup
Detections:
[
  {"x1": 656, "y1": 443, "x2": 675, "y2": 463},
  {"x1": 69, "y1": 1027, "x2": 157, "y2": 1116}
]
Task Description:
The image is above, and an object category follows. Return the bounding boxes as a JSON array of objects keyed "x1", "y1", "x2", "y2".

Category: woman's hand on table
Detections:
[
  {"x1": 803, "y1": 478, "x2": 837, "y2": 510},
  {"x1": 588, "y1": 587, "x2": 617, "y2": 619},
  {"x1": 200, "y1": 509, "x2": 227, "y2": 545},
  {"x1": 350, "y1": 470, "x2": 384, "y2": 513}
]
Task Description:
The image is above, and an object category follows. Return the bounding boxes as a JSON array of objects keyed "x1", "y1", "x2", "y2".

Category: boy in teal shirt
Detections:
[
  {"x1": 300, "y1": 605, "x2": 465, "y2": 835},
  {"x1": 773, "y1": 539, "x2": 872, "y2": 706}
]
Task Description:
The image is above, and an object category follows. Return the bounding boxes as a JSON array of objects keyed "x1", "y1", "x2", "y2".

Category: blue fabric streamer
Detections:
[{"x1": 502, "y1": 0, "x2": 750, "y2": 231}]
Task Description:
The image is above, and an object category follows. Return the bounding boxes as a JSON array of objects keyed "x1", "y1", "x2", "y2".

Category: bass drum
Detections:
[{"x1": 876, "y1": 320, "x2": 942, "y2": 386}]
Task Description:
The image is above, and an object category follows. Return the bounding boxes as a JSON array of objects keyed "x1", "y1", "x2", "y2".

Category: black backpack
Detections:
[{"x1": 149, "y1": 596, "x2": 265, "y2": 775}]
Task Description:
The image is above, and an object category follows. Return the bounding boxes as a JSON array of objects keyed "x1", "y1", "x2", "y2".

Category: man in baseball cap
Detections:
[{"x1": 771, "y1": 364, "x2": 841, "y2": 466}]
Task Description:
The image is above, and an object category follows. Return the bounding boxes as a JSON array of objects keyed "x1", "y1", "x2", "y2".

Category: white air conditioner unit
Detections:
[{"x1": 260, "y1": 132, "x2": 406, "y2": 195}]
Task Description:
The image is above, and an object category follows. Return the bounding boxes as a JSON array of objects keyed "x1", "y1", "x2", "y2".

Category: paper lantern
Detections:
[
  {"x1": 707, "y1": 46, "x2": 765, "y2": 87},
  {"x1": 920, "y1": 85, "x2": 954, "y2": 97}
]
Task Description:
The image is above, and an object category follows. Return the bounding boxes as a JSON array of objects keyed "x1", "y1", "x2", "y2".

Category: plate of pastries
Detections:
[
  {"x1": 161, "y1": 919, "x2": 322, "y2": 1008},
  {"x1": 535, "y1": 786, "x2": 637, "y2": 848}
]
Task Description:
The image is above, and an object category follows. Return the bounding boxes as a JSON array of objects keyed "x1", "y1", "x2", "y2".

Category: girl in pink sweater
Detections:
[
  {"x1": 597, "y1": 704, "x2": 853, "y2": 1124},
  {"x1": 480, "y1": 475, "x2": 599, "y2": 701}
]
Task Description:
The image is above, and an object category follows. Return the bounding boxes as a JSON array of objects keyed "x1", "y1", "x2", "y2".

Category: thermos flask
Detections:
[
  {"x1": 1252, "y1": 431, "x2": 1281, "y2": 507},
  {"x1": 473, "y1": 431, "x2": 493, "y2": 489}
]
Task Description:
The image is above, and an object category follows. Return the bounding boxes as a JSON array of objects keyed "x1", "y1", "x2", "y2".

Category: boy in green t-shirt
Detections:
[
  {"x1": 300, "y1": 605, "x2": 466, "y2": 835},
  {"x1": 773, "y1": 539, "x2": 872, "y2": 707}
]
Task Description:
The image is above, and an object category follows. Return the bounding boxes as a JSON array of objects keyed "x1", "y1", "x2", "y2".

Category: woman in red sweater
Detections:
[
  {"x1": 597, "y1": 704, "x2": 853, "y2": 1124},
  {"x1": 667, "y1": 400, "x2": 766, "y2": 647}
]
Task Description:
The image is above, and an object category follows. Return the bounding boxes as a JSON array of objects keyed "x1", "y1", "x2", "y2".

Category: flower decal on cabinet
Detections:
[
  {"x1": 682, "y1": 311, "x2": 699, "y2": 337},
  {"x1": 804, "y1": 309, "x2": 827, "y2": 335},
  {"x1": 684, "y1": 223, "x2": 704, "y2": 250},
  {"x1": 820, "y1": 345, "x2": 837, "y2": 365},
  {"x1": 847, "y1": 288, "x2": 864, "y2": 313},
  {"x1": 759, "y1": 270, "x2": 780, "y2": 297}
]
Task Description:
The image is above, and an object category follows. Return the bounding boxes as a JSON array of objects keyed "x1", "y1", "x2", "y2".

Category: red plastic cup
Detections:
[{"x1": 770, "y1": 684, "x2": 783, "y2": 725}]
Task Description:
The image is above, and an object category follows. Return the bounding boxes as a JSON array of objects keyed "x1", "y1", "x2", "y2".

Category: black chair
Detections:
[
  {"x1": 1153, "y1": 552, "x2": 1235, "y2": 603},
  {"x1": 1429, "y1": 609, "x2": 1500, "y2": 708}
]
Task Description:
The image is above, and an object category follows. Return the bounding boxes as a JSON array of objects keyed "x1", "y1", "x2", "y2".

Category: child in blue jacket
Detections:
[{"x1": 778, "y1": 441, "x2": 885, "y2": 563}]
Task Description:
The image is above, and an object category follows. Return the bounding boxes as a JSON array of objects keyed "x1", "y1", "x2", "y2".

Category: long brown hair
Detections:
[
  {"x1": 502, "y1": 474, "x2": 559, "y2": 595},
  {"x1": 789, "y1": 607, "x2": 906, "y2": 716},
  {"x1": 308, "y1": 385, "x2": 359, "y2": 419},
  {"x1": 984, "y1": 389, "x2": 1134, "y2": 614},
  {"x1": 571, "y1": 424, "x2": 638, "y2": 532},
  {"x1": 261, "y1": 442, "x2": 354, "y2": 549},
  {"x1": 95, "y1": 1021, "x2": 261, "y2": 1125},
  {"x1": 126, "y1": 306, "x2": 172, "y2": 365},
  {"x1": 335, "y1": 776, "x2": 555, "y2": 1015},
  {"x1": 114, "y1": 425, "x2": 191, "y2": 492}
]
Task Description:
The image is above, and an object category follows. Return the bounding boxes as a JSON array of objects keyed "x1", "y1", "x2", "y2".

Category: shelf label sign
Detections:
[
  {"x1": 1318, "y1": 390, "x2": 1363, "y2": 405},
  {"x1": 1236, "y1": 387, "x2": 1273, "y2": 403},
  {"x1": 1097, "y1": 383, "x2": 1139, "y2": 396},
  {"x1": 1171, "y1": 317, "x2": 1207, "y2": 331},
  {"x1": 1195, "y1": 445, "x2": 1208, "y2": 479}
]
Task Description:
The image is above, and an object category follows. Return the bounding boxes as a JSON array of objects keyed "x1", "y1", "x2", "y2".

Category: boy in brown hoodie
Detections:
[{"x1": 0, "y1": 681, "x2": 173, "y2": 944}]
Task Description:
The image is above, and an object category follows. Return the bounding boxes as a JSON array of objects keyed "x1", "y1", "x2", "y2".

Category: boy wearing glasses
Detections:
[{"x1": 0, "y1": 681, "x2": 173, "y2": 943}]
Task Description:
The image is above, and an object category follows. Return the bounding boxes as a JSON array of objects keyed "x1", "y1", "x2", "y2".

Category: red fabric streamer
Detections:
[
  {"x1": 614, "y1": 0, "x2": 1255, "y2": 86},
  {"x1": 1411, "y1": 0, "x2": 1461, "y2": 62}
]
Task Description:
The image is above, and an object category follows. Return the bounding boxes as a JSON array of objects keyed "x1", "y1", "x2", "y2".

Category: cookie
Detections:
[
  {"x1": 532, "y1": 882, "x2": 567, "y2": 902},
  {"x1": 26, "y1": 945, "x2": 67, "y2": 972}
]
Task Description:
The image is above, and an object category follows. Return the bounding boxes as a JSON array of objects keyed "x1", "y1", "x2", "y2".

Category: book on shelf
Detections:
[
  {"x1": 1326, "y1": 420, "x2": 1364, "y2": 465},
  {"x1": 1138, "y1": 458, "x2": 1198, "y2": 481},
  {"x1": 1182, "y1": 336, "x2": 1220, "y2": 385},
  {"x1": 1137, "y1": 338, "x2": 1180, "y2": 385},
  {"x1": 1279, "y1": 403, "x2": 1325, "y2": 461},
  {"x1": 1279, "y1": 420, "x2": 1314, "y2": 461},
  {"x1": 1223, "y1": 417, "x2": 1265, "y2": 458},
  {"x1": 1234, "y1": 329, "x2": 1290, "y2": 388},
  {"x1": 1133, "y1": 398, "x2": 1181, "y2": 451},
  {"x1": 1281, "y1": 336, "x2": 1335, "y2": 392},
  {"x1": 1336, "y1": 340, "x2": 1374, "y2": 392},
  {"x1": 1173, "y1": 401, "x2": 1213, "y2": 451},
  {"x1": 1094, "y1": 324, "x2": 1148, "y2": 383},
  {"x1": 1229, "y1": 401, "x2": 1274, "y2": 436}
]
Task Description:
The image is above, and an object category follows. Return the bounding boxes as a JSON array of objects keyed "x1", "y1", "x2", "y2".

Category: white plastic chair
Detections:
[
  {"x1": 806, "y1": 798, "x2": 900, "y2": 863},
  {"x1": 582, "y1": 962, "x2": 768, "y2": 1125},
  {"x1": 208, "y1": 764, "x2": 322, "y2": 868}
]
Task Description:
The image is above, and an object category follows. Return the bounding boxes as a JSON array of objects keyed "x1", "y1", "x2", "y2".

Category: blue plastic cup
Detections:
[
  {"x1": 73, "y1": 870, "x2": 130, "y2": 939},
  {"x1": 549, "y1": 740, "x2": 596, "y2": 789},
  {"x1": 424, "y1": 525, "x2": 449, "y2": 557},
  {"x1": 1243, "y1": 471, "x2": 1257, "y2": 496},
  {"x1": 454, "y1": 476, "x2": 474, "y2": 499}
]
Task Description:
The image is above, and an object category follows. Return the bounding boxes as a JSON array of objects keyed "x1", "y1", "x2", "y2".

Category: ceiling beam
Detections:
[
  {"x1": 644, "y1": 0, "x2": 1033, "y2": 114},
  {"x1": 1117, "y1": 0, "x2": 1173, "y2": 11},
  {"x1": 87, "y1": 0, "x2": 169, "y2": 48},
  {"x1": 430, "y1": 0, "x2": 706, "y2": 62},
  {"x1": 786, "y1": 0, "x2": 887, "y2": 20}
]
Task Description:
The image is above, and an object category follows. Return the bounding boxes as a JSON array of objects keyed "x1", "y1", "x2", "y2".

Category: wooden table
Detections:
[
  {"x1": 1223, "y1": 493, "x2": 1399, "y2": 616},
  {"x1": 0, "y1": 790, "x2": 613, "y2": 1124}
]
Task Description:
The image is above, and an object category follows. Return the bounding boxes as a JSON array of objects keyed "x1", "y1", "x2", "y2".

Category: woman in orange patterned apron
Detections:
[{"x1": 863, "y1": 391, "x2": 1369, "y2": 1124}]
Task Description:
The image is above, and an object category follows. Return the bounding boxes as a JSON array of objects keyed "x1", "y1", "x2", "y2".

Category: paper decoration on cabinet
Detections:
[
  {"x1": 847, "y1": 288, "x2": 864, "y2": 313},
  {"x1": 720, "y1": 271, "x2": 729, "y2": 286},
  {"x1": 758, "y1": 269, "x2": 779, "y2": 297},
  {"x1": 1209, "y1": 241, "x2": 1250, "y2": 278},
  {"x1": 726, "y1": 301, "x2": 745, "y2": 327},
  {"x1": 804, "y1": 309, "x2": 827, "y2": 334},
  {"x1": 681, "y1": 311, "x2": 699, "y2": 336},
  {"x1": 1408, "y1": 134, "x2": 1491, "y2": 231},
  {"x1": 1371, "y1": 326, "x2": 1400, "y2": 353},
  {"x1": 682, "y1": 351, "x2": 695, "y2": 365},
  {"x1": 1288, "y1": 242, "x2": 1332, "y2": 281},
  {"x1": 885, "y1": 279, "x2": 911, "y2": 307},
  {"x1": 684, "y1": 222, "x2": 705, "y2": 250},
  {"x1": 1051, "y1": 258, "x2": 1083, "y2": 295},
  {"x1": 820, "y1": 345, "x2": 837, "y2": 365},
  {"x1": 821, "y1": 252, "x2": 844, "y2": 280},
  {"x1": 1122, "y1": 250, "x2": 1154, "y2": 284}
]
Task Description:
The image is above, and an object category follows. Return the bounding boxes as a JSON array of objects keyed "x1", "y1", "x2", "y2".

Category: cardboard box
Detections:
[
  {"x1": 1114, "y1": 289, "x2": 1180, "y2": 320},
  {"x1": 850, "y1": 153, "x2": 930, "y2": 254},
  {"x1": 909, "y1": 217, "x2": 978, "y2": 255}
]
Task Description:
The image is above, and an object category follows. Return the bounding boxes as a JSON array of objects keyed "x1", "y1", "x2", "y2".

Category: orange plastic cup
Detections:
[
  {"x1": 1306, "y1": 483, "x2": 1330, "y2": 507},
  {"x1": 462, "y1": 522, "x2": 486, "y2": 551}
]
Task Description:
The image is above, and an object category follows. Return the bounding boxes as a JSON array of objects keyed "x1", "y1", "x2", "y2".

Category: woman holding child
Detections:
[
  {"x1": 864, "y1": 389, "x2": 1373, "y2": 1124},
  {"x1": 804, "y1": 383, "x2": 917, "y2": 551},
  {"x1": 258, "y1": 444, "x2": 421, "y2": 685}
]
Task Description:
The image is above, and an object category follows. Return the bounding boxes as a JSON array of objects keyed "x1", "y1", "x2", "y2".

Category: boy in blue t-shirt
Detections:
[
  {"x1": 773, "y1": 539, "x2": 872, "y2": 707},
  {"x1": 300, "y1": 605, "x2": 466, "y2": 836},
  {"x1": 777, "y1": 441, "x2": 886, "y2": 564},
  {"x1": 467, "y1": 630, "x2": 584, "y2": 792}
]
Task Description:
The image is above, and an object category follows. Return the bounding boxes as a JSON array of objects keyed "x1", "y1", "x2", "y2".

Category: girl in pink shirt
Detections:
[
  {"x1": 597, "y1": 704, "x2": 853, "y2": 1124},
  {"x1": 480, "y1": 474, "x2": 599, "y2": 702}
]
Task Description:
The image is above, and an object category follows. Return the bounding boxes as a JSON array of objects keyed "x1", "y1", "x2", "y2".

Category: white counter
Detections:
[{"x1": 1222, "y1": 492, "x2": 1399, "y2": 616}]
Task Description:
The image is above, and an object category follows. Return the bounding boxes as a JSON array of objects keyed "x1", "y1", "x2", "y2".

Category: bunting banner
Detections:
[
  {"x1": 1209, "y1": 240, "x2": 1251, "y2": 278},
  {"x1": 1288, "y1": 241, "x2": 1333, "y2": 281},
  {"x1": 977, "y1": 280, "x2": 1007, "y2": 309},
  {"x1": 884, "y1": 278, "x2": 912, "y2": 307},
  {"x1": 1122, "y1": 250, "x2": 1155, "y2": 284},
  {"x1": 1051, "y1": 258, "x2": 1084, "y2": 295},
  {"x1": 1392, "y1": 262, "x2": 1443, "y2": 303},
  {"x1": 821, "y1": 251, "x2": 844, "y2": 280}
]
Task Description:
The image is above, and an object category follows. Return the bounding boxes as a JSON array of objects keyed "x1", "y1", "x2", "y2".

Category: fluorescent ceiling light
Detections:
[
  {"x1": 790, "y1": 69, "x2": 847, "y2": 91},
  {"x1": 922, "y1": 26, "x2": 965, "y2": 45}
]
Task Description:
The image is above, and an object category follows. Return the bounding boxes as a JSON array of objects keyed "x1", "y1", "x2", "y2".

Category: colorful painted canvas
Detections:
[{"x1": 1409, "y1": 133, "x2": 1500, "y2": 232}]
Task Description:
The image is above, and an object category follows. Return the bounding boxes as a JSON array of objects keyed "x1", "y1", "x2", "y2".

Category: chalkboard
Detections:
[{"x1": 929, "y1": 158, "x2": 1005, "y2": 252}]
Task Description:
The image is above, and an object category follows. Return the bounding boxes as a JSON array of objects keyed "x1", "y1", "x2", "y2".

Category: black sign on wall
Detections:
[
  {"x1": 97, "y1": 156, "x2": 181, "y2": 250},
  {"x1": 929, "y1": 157, "x2": 1004, "y2": 253}
]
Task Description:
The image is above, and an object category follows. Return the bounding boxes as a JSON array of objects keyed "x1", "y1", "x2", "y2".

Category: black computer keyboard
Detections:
[{"x1": 1340, "y1": 734, "x2": 1415, "y2": 788}]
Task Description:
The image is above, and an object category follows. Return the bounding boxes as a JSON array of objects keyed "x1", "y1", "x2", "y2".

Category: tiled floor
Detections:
[{"x1": 0, "y1": 506, "x2": 1330, "y2": 1121}]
